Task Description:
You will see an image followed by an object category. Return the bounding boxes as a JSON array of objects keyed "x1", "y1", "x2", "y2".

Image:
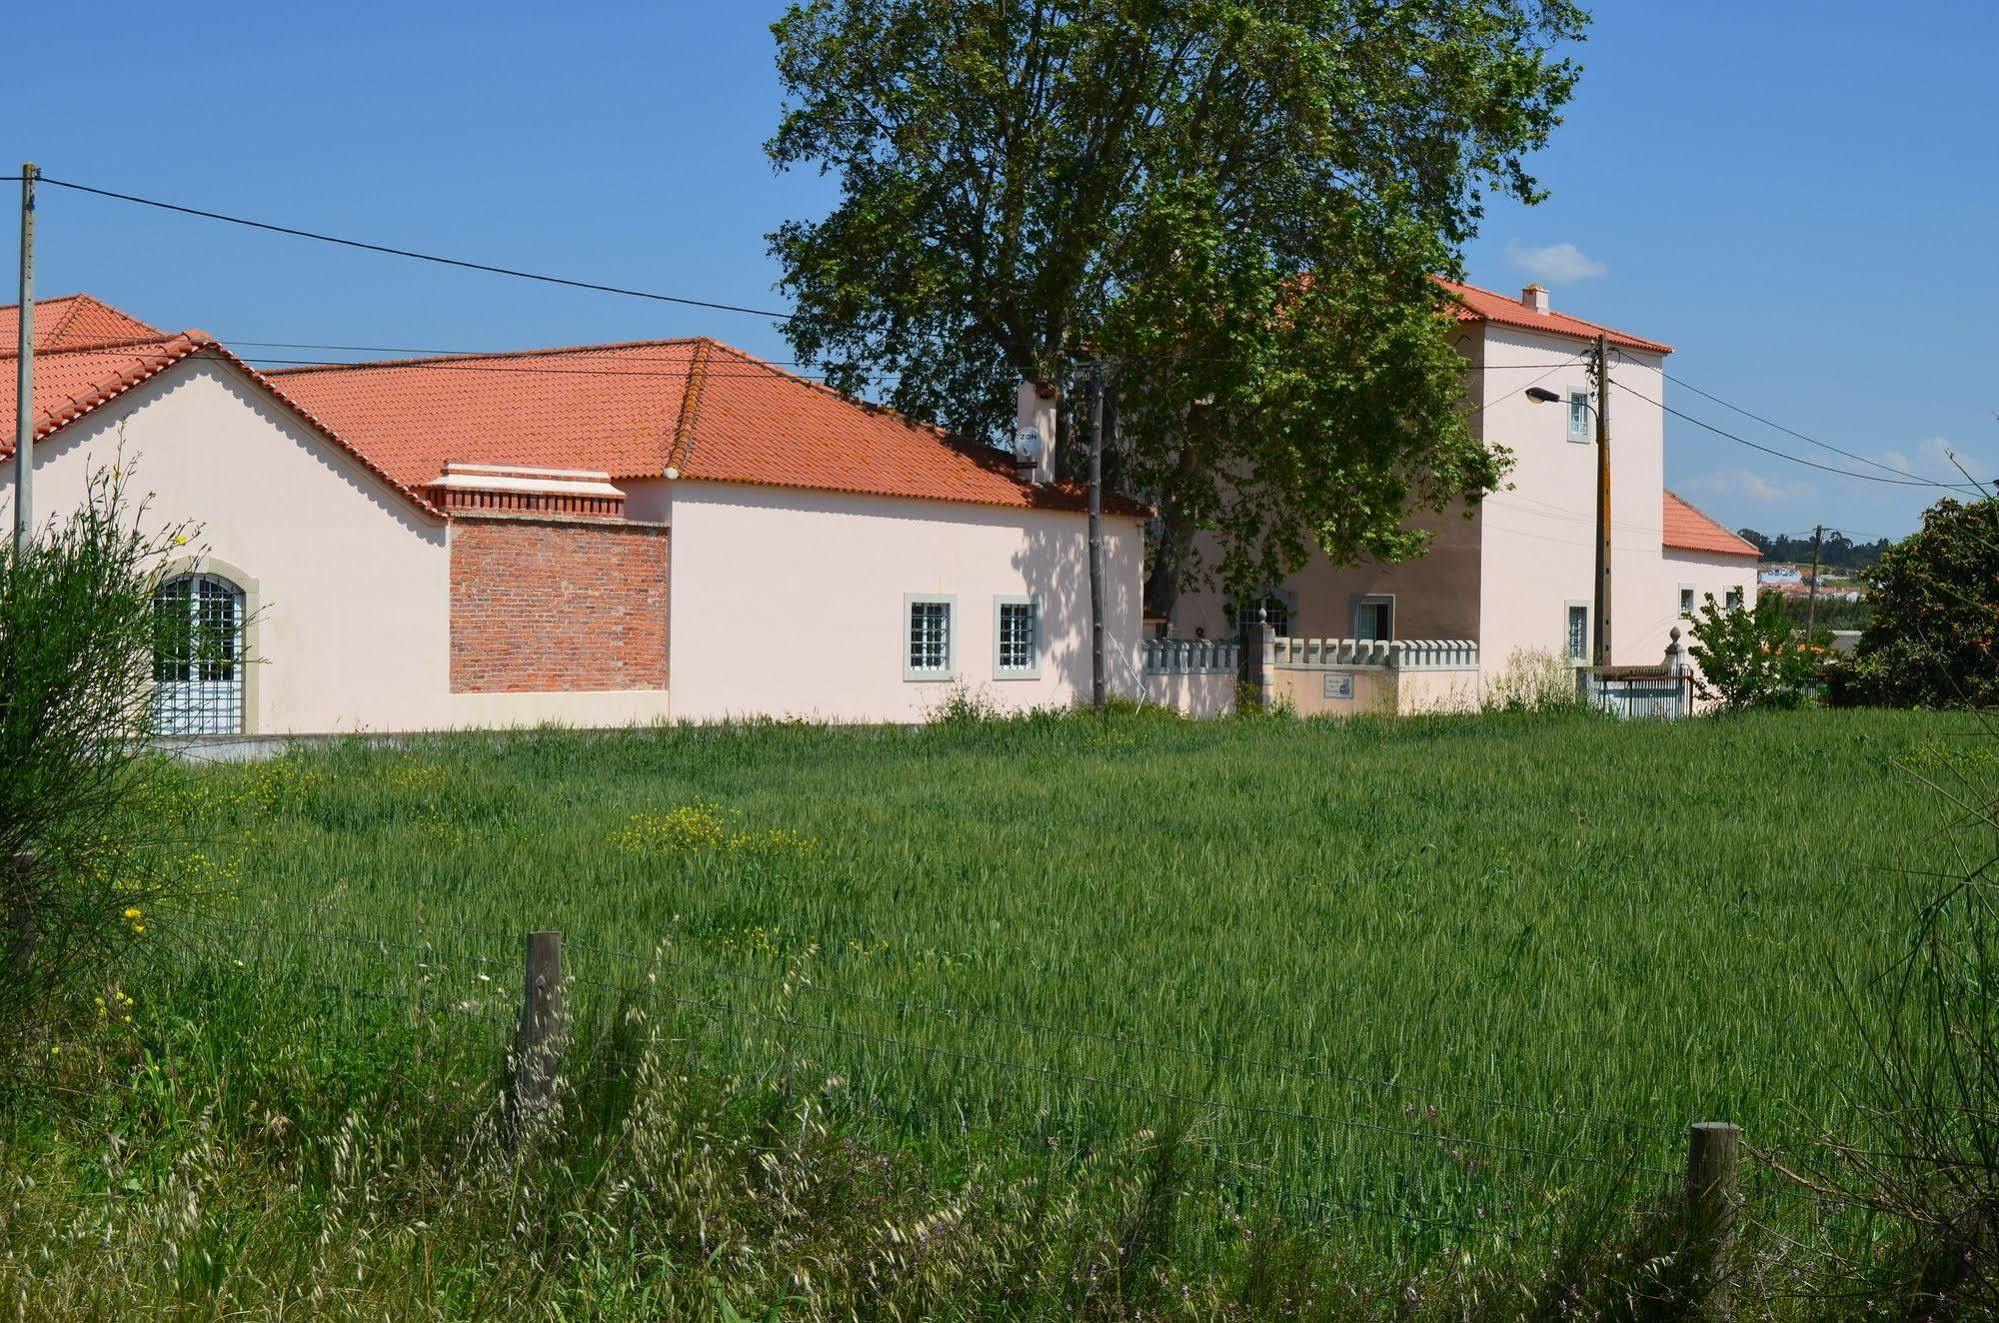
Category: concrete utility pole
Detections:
[
  {"x1": 1805, "y1": 523, "x2": 1824, "y2": 639},
  {"x1": 1592, "y1": 333, "x2": 1612, "y2": 668},
  {"x1": 12, "y1": 163, "x2": 35, "y2": 560},
  {"x1": 1085, "y1": 363, "x2": 1108, "y2": 707}
]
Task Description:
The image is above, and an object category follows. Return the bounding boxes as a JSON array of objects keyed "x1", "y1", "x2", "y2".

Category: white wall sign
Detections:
[{"x1": 1322, "y1": 671, "x2": 1356, "y2": 701}]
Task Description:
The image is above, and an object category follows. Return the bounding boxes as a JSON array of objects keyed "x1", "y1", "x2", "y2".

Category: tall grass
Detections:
[{"x1": 1, "y1": 707, "x2": 1968, "y2": 1314}]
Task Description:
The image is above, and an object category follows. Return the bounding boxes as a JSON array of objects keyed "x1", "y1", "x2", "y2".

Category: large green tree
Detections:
[{"x1": 767, "y1": 0, "x2": 1586, "y2": 614}]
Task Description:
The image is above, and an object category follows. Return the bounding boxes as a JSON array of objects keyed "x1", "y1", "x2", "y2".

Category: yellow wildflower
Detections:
[{"x1": 123, "y1": 907, "x2": 142, "y2": 921}]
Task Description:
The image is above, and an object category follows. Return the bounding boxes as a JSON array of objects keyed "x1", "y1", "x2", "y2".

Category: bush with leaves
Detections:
[
  {"x1": 0, "y1": 468, "x2": 198, "y2": 1044},
  {"x1": 1686, "y1": 589, "x2": 1816, "y2": 712},
  {"x1": 1851, "y1": 496, "x2": 1999, "y2": 708}
]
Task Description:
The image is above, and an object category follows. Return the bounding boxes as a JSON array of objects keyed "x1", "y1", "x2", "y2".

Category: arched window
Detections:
[{"x1": 153, "y1": 573, "x2": 245, "y2": 735}]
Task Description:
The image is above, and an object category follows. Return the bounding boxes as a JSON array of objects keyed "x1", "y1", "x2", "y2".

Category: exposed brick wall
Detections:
[{"x1": 449, "y1": 517, "x2": 669, "y2": 693}]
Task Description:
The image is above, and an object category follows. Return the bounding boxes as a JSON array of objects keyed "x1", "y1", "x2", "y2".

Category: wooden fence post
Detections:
[
  {"x1": 511, "y1": 930, "x2": 565, "y2": 1123},
  {"x1": 1685, "y1": 1120, "x2": 1741, "y2": 1305}
]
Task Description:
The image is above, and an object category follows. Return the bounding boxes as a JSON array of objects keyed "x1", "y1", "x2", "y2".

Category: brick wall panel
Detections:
[{"x1": 449, "y1": 518, "x2": 669, "y2": 693}]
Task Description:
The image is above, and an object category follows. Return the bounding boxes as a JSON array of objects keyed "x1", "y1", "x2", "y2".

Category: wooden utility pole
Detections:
[
  {"x1": 1804, "y1": 523, "x2": 1824, "y2": 639},
  {"x1": 1592, "y1": 333, "x2": 1612, "y2": 668},
  {"x1": 12, "y1": 163, "x2": 35, "y2": 559},
  {"x1": 1085, "y1": 363, "x2": 1107, "y2": 708}
]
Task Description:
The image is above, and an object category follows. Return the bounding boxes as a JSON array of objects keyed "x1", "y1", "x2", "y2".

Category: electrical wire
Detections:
[
  {"x1": 1659, "y1": 368, "x2": 1962, "y2": 487},
  {"x1": 34, "y1": 174, "x2": 801, "y2": 324},
  {"x1": 1612, "y1": 379, "x2": 1981, "y2": 493}
]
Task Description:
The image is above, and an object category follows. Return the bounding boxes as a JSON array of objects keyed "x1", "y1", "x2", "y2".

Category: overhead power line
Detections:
[
  {"x1": 34, "y1": 174, "x2": 800, "y2": 324},
  {"x1": 1612, "y1": 379, "x2": 1982, "y2": 493},
  {"x1": 1660, "y1": 369, "x2": 1961, "y2": 487}
]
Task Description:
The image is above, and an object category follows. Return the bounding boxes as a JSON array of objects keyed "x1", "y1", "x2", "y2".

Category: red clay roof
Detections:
[
  {"x1": 0, "y1": 294, "x2": 162, "y2": 351},
  {"x1": 1437, "y1": 278, "x2": 1673, "y2": 355},
  {"x1": 269, "y1": 338, "x2": 1126, "y2": 515},
  {"x1": 1663, "y1": 490, "x2": 1759, "y2": 558},
  {"x1": 0, "y1": 321, "x2": 441, "y2": 517}
]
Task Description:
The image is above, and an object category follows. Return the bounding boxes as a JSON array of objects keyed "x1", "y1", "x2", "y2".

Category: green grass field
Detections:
[
  {"x1": 9, "y1": 706, "x2": 1985, "y2": 1316},
  {"x1": 165, "y1": 712, "x2": 1971, "y2": 1226}
]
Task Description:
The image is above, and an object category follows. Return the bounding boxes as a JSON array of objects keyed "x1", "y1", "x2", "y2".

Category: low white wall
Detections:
[{"x1": 667, "y1": 481, "x2": 1145, "y2": 723}]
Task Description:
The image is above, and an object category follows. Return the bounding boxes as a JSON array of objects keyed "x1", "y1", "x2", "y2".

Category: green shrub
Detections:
[
  {"x1": 0, "y1": 468, "x2": 199, "y2": 1045},
  {"x1": 1851, "y1": 497, "x2": 1999, "y2": 708},
  {"x1": 1687, "y1": 590, "x2": 1817, "y2": 712}
]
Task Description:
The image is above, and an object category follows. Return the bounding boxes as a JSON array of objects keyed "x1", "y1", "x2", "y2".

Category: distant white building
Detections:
[{"x1": 1759, "y1": 566, "x2": 1802, "y2": 585}]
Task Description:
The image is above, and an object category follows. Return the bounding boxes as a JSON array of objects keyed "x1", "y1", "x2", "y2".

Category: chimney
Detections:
[
  {"x1": 1521, "y1": 283, "x2": 1551, "y2": 313},
  {"x1": 1013, "y1": 379, "x2": 1058, "y2": 484}
]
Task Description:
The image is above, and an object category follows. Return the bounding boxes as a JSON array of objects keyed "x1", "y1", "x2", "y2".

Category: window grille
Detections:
[
  {"x1": 1568, "y1": 391, "x2": 1591, "y2": 440},
  {"x1": 154, "y1": 573, "x2": 245, "y2": 735},
  {"x1": 906, "y1": 598, "x2": 952, "y2": 676},
  {"x1": 1566, "y1": 603, "x2": 1590, "y2": 664},
  {"x1": 996, "y1": 599, "x2": 1037, "y2": 674}
]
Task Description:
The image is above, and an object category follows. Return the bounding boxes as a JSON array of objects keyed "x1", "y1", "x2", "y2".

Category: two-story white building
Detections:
[{"x1": 1167, "y1": 279, "x2": 1757, "y2": 710}]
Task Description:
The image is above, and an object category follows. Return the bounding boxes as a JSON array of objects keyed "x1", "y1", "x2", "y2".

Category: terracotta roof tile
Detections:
[
  {"x1": 0, "y1": 323, "x2": 440, "y2": 517},
  {"x1": 1663, "y1": 490, "x2": 1759, "y2": 558},
  {"x1": 0, "y1": 294, "x2": 162, "y2": 351},
  {"x1": 269, "y1": 338, "x2": 1128, "y2": 515},
  {"x1": 1437, "y1": 278, "x2": 1673, "y2": 355}
]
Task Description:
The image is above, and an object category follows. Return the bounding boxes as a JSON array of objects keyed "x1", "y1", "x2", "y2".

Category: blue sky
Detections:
[{"x1": 13, "y1": 2, "x2": 1995, "y2": 541}]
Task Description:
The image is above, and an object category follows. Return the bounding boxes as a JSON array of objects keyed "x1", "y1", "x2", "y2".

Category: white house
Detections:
[
  {"x1": 1168, "y1": 279, "x2": 1759, "y2": 711},
  {"x1": 1, "y1": 295, "x2": 1145, "y2": 735}
]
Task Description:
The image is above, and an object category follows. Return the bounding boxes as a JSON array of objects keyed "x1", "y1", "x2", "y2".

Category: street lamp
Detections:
[{"x1": 1524, "y1": 386, "x2": 1563, "y2": 405}]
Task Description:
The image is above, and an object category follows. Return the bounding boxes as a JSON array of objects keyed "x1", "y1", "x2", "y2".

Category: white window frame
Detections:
[
  {"x1": 903, "y1": 594, "x2": 956, "y2": 682},
  {"x1": 1724, "y1": 586, "x2": 1745, "y2": 611},
  {"x1": 992, "y1": 595, "x2": 1041, "y2": 679},
  {"x1": 1678, "y1": 583, "x2": 1697, "y2": 618},
  {"x1": 1352, "y1": 593, "x2": 1396, "y2": 642},
  {"x1": 154, "y1": 571, "x2": 248, "y2": 735},
  {"x1": 1564, "y1": 600, "x2": 1590, "y2": 665},
  {"x1": 1567, "y1": 390, "x2": 1591, "y2": 442}
]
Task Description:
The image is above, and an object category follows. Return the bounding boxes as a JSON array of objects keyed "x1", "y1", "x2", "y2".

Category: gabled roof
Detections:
[
  {"x1": 1437, "y1": 278, "x2": 1673, "y2": 355},
  {"x1": 1663, "y1": 491, "x2": 1759, "y2": 558},
  {"x1": 269, "y1": 338, "x2": 1124, "y2": 515},
  {"x1": 0, "y1": 310, "x2": 441, "y2": 518},
  {"x1": 0, "y1": 294, "x2": 162, "y2": 351}
]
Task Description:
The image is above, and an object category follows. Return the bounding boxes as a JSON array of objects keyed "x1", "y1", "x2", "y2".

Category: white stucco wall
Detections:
[
  {"x1": 1661, "y1": 548, "x2": 1759, "y2": 632},
  {"x1": 1, "y1": 359, "x2": 672, "y2": 734},
  {"x1": 665, "y1": 480, "x2": 1144, "y2": 722},
  {"x1": 1471, "y1": 325, "x2": 1672, "y2": 675}
]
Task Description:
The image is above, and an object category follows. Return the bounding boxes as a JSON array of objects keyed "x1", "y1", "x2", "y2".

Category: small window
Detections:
[
  {"x1": 904, "y1": 595, "x2": 954, "y2": 680},
  {"x1": 1565, "y1": 603, "x2": 1590, "y2": 664},
  {"x1": 1354, "y1": 596, "x2": 1394, "y2": 642},
  {"x1": 1679, "y1": 585, "x2": 1696, "y2": 617},
  {"x1": 1567, "y1": 391, "x2": 1591, "y2": 441},
  {"x1": 994, "y1": 596, "x2": 1040, "y2": 678},
  {"x1": 153, "y1": 572, "x2": 245, "y2": 734},
  {"x1": 1232, "y1": 594, "x2": 1291, "y2": 639},
  {"x1": 1724, "y1": 587, "x2": 1745, "y2": 611}
]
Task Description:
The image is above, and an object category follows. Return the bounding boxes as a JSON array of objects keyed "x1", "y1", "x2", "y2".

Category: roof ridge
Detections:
[
  {"x1": 261, "y1": 335, "x2": 713, "y2": 375},
  {"x1": 666, "y1": 338, "x2": 714, "y2": 471},
  {"x1": 0, "y1": 331, "x2": 195, "y2": 360},
  {"x1": 1436, "y1": 276, "x2": 1672, "y2": 354}
]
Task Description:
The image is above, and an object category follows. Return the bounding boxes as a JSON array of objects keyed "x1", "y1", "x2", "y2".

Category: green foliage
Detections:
[
  {"x1": 1851, "y1": 497, "x2": 1999, "y2": 708},
  {"x1": 0, "y1": 468, "x2": 200, "y2": 1042},
  {"x1": 1687, "y1": 589, "x2": 1816, "y2": 712},
  {"x1": 765, "y1": 0, "x2": 1585, "y2": 609},
  {"x1": 1737, "y1": 527, "x2": 1894, "y2": 570}
]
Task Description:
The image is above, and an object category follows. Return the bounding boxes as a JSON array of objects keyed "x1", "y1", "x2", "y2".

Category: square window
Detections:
[
  {"x1": 995, "y1": 597, "x2": 1040, "y2": 677},
  {"x1": 1725, "y1": 587, "x2": 1745, "y2": 611},
  {"x1": 1354, "y1": 597, "x2": 1394, "y2": 642},
  {"x1": 1568, "y1": 391, "x2": 1591, "y2": 441},
  {"x1": 905, "y1": 596, "x2": 954, "y2": 680}
]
